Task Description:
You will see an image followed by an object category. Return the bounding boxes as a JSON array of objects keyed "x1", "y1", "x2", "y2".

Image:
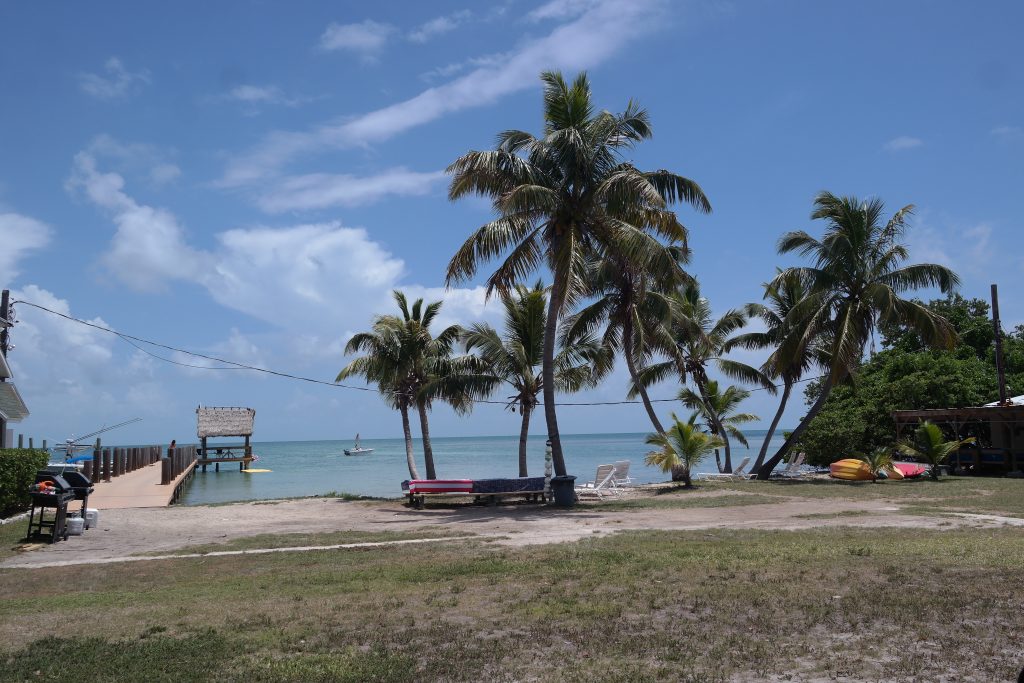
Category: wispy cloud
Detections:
[
  {"x1": 78, "y1": 57, "x2": 150, "y2": 100},
  {"x1": 409, "y1": 10, "x2": 472, "y2": 42},
  {"x1": 221, "y1": 0, "x2": 668, "y2": 188},
  {"x1": 883, "y1": 135, "x2": 923, "y2": 152},
  {"x1": 257, "y1": 168, "x2": 446, "y2": 213},
  {"x1": 0, "y1": 213, "x2": 52, "y2": 287},
  {"x1": 318, "y1": 19, "x2": 395, "y2": 60},
  {"x1": 991, "y1": 125, "x2": 1023, "y2": 142},
  {"x1": 223, "y1": 84, "x2": 315, "y2": 113},
  {"x1": 78, "y1": 134, "x2": 180, "y2": 188}
]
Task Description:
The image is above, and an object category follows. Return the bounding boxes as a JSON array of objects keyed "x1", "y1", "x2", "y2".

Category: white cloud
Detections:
[
  {"x1": 0, "y1": 213, "x2": 51, "y2": 287},
  {"x1": 883, "y1": 136, "x2": 923, "y2": 152},
  {"x1": 256, "y1": 168, "x2": 446, "y2": 213},
  {"x1": 150, "y1": 163, "x2": 182, "y2": 186},
  {"x1": 220, "y1": 0, "x2": 667, "y2": 187},
  {"x1": 527, "y1": 0, "x2": 601, "y2": 21},
  {"x1": 78, "y1": 57, "x2": 150, "y2": 100},
  {"x1": 224, "y1": 84, "x2": 313, "y2": 109},
  {"x1": 79, "y1": 134, "x2": 180, "y2": 187},
  {"x1": 409, "y1": 10, "x2": 472, "y2": 43},
  {"x1": 319, "y1": 20, "x2": 395, "y2": 58},
  {"x1": 67, "y1": 150, "x2": 211, "y2": 291},
  {"x1": 991, "y1": 125, "x2": 1023, "y2": 141}
]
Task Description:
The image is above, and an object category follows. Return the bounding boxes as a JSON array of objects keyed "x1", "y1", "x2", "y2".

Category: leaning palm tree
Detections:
[
  {"x1": 563, "y1": 245, "x2": 687, "y2": 436},
  {"x1": 461, "y1": 281, "x2": 608, "y2": 476},
  {"x1": 635, "y1": 283, "x2": 774, "y2": 472},
  {"x1": 339, "y1": 291, "x2": 467, "y2": 480},
  {"x1": 730, "y1": 270, "x2": 822, "y2": 472},
  {"x1": 445, "y1": 70, "x2": 711, "y2": 478},
  {"x1": 897, "y1": 420, "x2": 975, "y2": 481},
  {"x1": 754, "y1": 192, "x2": 959, "y2": 479},
  {"x1": 645, "y1": 412, "x2": 724, "y2": 487},
  {"x1": 679, "y1": 381, "x2": 759, "y2": 474}
]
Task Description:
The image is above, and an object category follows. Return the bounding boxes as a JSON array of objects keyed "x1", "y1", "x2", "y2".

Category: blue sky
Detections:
[{"x1": 1, "y1": 0, "x2": 1021, "y2": 446}]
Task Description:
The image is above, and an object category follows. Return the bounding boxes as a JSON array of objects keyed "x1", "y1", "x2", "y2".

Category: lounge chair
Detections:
[
  {"x1": 576, "y1": 464, "x2": 621, "y2": 498},
  {"x1": 697, "y1": 457, "x2": 752, "y2": 481},
  {"x1": 775, "y1": 453, "x2": 806, "y2": 478},
  {"x1": 611, "y1": 460, "x2": 633, "y2": 486}
]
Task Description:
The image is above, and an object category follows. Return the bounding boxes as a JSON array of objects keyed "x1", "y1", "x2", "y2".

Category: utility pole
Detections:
[
  {"x1": 991, "y1": 284, "x2": 1009, "y2": 405},
  {"x1": 0, "y1": 289, "x2": 10, "y2": 362}
]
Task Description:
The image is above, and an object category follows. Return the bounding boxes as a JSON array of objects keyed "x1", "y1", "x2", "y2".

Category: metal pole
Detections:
[
  {"x1": 0, "y1": 289, "x2": 9, "y2": 359},
  {"x1": 992, "y1": 284, "x2": 1008, "y2": 405}
]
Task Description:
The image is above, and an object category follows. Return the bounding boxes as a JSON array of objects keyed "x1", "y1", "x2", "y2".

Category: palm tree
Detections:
[
  {"x1": 857, "y1": 448, "x2": 895, "y2": 483},
  {"x1": 679, "y1": 381, "x2": 759, "y2": 473},
  {"x1": 730, "y1": 270, "x2": 822, "y2": 472},
  {"x1": 645, "y1": 412, "x2": 724, "y2": 486},
  {"x1": 563, "y1": 246, "x2": 686, "y2": 437},
  {"x1": 462, "y1": 281, "x2": 607, "y2": 476},
  {"x1": 338, "y1": 291, "x2": 467, "y2": 480},
  {"x1": 634, "y1": 283, "x2": 774, "y2": 472},
  {"x1": 897, "y1": 420, "x2": 975, "y2": 481},
  {"x1": 445, "y1": 70, "x2": 710, "y2": 478},
  {"x1": 754, "y1": 192, "x2": 959, "y2": 479}
]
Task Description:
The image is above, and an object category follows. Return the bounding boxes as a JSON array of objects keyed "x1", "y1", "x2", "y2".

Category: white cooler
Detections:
[{"x1": 85, "y1": 508, "x2": 99, "y2": 528}]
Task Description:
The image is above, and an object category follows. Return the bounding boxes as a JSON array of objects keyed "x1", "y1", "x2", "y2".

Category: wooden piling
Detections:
[
  {"x1": 17, "y1": 433, "x2": 23, "y2": 448},
  {"x1": 83, "y1": 460, "x2": 92, "y2": 480},
  {"x1": 28, "y1": 437, "x2": 33, "y2": 449},
  {"x1": 102, "y1": 448, "x2": 112, "y2": 482}
]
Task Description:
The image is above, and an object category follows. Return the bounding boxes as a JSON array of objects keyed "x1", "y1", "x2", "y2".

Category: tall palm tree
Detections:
[
  {"x1": 634, "y1": 283, "x2": 774, "y2": 472},
  {"x1": 645, "y1": 412, "x2": 724, "y2": 487},
  {"x1": 338, "y1": 291, "x2": 466, "y2": 480},
  {"x1": 563, "y1": 246, "x2": 687, "y2": 436},
  {"x1": 445, "y1": 70, "x2": 710, "y2": 478},
  {"x1": 754, "y1": 192, "x2": 959, "y2": 479},
  {"x1": 462, "y1": 281, "x2": 608, "y2": 476},
  {"x1": 679, "y1": 380, "x2": 759, "y2": 473},
  {"x1": 730, "y1": 270, "x2": 822, "y2": 472}
]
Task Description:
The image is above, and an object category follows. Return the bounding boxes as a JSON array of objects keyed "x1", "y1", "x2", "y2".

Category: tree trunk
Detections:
[
  {"x1": 518, "y1": 405, "x2": 532, "y2": 477},
  {"x1": 623, "y1": 318, "x2": 666, "y2": 435},
  {"x1": 697, "y1": 378, "x2": 731, "y2": 473},
  {"x1": 755, "y1": 376, "x2": 835, "y2": 479},
  {"x1": 400, "y1": 403, "x2": 420, "y2": 480},
  {"x1": 543, "y1": 272, "x2": 568, "y2": 477},
  {"x1": 417, "y1": 401, "x2": 437, "y2": 480},
  {"x1": 752, "y1": 379, "x2": 793, "y2": 472}
]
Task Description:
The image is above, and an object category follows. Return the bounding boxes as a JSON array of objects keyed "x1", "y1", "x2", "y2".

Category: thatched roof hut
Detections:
[{"x1": 196, "y1": 406, "x2": 255, "y2": 438}]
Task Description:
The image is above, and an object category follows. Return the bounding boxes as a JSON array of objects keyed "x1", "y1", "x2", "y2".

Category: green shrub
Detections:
[{"x1": 0, "y1": 448, "x2": 50, "y2": 516}]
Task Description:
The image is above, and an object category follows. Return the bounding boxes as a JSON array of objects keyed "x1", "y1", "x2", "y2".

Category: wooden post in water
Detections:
[
  {"x1": 28, "y1": 437, "x2": 33, "y2": 449},
  {"x1": 17, "y1": 433, "x2": 23, "y2": 448},
  {"x1": 42, "y1": 439, "x2": 47, "y2": 450}
]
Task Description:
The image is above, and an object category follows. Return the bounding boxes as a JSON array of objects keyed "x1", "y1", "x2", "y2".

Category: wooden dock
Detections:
[{"x1": 89, "y1": 459, "x2": 197, "y2": 509}]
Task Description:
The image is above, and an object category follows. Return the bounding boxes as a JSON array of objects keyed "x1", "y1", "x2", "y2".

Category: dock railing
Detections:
[
  {"x1": 161, "y1": 446, "x2": 198, "y2": 485},
  {"x1": 85, "y1": 445, "x2": 164, "y2": 483}
]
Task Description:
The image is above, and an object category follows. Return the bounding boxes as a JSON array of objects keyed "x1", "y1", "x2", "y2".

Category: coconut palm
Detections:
[
  {"x1": 857, "y1": 448, "x2": 895, "y2": 483},
  {"x1": 338, "y1": 291, "x2": 467, "y2": 480},
  {"x1": 562, "y1": 246, "x2": 687, "y2": 436},
  {"x1": 445, "y1": 70, "x2": 711, "y2": 477},
  {"x1": 754, "y1": 192, "x2": 959, "y2": 479},
  {"x1": 897, "y1": 420, "x2": 975, "y2": 481},
  {"x1": 645, "y1": 412, "x2": 724, "y2": 487},
  {"x1": 678, "y1": 381, "x2": 759, "y2": 473},
  {"x1": 461, "y1": 281, "x2": 608, "y2": 476},
  {"x1": 730, "y1": 270, "x2": 823, "y2": 472},
  {"x1": 634, "y1": 283, "x2": 774, "y2": 472}
]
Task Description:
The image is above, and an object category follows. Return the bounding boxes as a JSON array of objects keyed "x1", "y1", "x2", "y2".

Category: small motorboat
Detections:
[{"x1": 344, "y1": 433, "x2": 374, "y2": 456}]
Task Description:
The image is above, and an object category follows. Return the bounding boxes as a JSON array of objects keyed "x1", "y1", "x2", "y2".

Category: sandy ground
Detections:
[{"x1": 6, "y1": 488, "x2": 1023, "y2": 570}]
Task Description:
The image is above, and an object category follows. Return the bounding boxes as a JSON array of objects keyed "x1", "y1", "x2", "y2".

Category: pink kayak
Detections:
[{"x1": 894, "y1": 463, "x2": 926, "y2": 478}]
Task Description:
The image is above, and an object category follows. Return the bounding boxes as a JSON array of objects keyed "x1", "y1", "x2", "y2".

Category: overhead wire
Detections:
[{"x1": 14, "y1": 298, "x2": 822, "y2": 407}]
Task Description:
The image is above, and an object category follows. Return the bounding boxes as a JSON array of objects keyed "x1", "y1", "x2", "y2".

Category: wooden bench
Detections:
[{"x1": 404, "y1": 478, "x2": 547, "y2": 509}]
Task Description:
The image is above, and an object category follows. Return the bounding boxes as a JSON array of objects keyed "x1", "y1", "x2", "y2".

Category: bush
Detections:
[{"x1": 0, "y1": 448, "x2": 50, "y2": 516}]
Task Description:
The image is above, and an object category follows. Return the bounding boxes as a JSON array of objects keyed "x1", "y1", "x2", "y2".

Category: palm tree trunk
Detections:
[
  {"x1": 752, "y1": 379, "x2": 792, "y2": 472},
  {"x1": 518, "y1": 405, "x2": 532, "y2": 477},
  {"x1": 755, "y1": 377, "x2": 835, "y2": 479},
  {"x1": 400, "y1": 403, "x2": 420, "y2": 480},
  {"x1": 623, "y1": 319, "x2": 665, "y2": 435},
  {"x1": 543, "y1": 272, "x2": 568, "y2": 477},
  {"x1": 697, "y1": 378, "x2": 731, "y2": 473},
  {"x1": 417, "y1": 401, "x2": 437, "y2": 480}
]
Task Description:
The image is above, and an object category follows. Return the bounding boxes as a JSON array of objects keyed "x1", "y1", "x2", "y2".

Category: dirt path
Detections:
[{"x1": 4, "y1": 492, "x2": 1020, "y2": 570}]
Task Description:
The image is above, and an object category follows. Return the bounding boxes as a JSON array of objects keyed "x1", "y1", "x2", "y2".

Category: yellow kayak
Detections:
[{"x1": 829, "y1": 459, "x2": 873, "y2": 481}]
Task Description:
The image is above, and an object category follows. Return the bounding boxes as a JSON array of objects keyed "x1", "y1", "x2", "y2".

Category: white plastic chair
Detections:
[{"x1": 576, "y1": 464, "x2": 621, "y2": 498}]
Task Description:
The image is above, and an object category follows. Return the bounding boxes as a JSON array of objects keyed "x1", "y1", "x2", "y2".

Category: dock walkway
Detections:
[{"x1": 89, "y1": 460, "x2": 196, "y2": 509}]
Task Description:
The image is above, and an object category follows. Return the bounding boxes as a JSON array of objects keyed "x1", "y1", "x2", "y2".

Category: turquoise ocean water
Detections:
[{"x1": 179, "y1": 430, "x2": 788, "y2": 505}]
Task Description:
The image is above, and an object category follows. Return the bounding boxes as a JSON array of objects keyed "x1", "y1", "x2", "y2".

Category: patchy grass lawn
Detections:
[
  {"x1": 139, "y1": 528, "x2": 472, "y2": 556},
  {"x1": 2, "y1": 527, "x2": 1022, "y2": 682},
  {"x1": 704, "y1": 476, "x2": 1024, "y2": 517},
  {"x1": 579, "y1": 492, "x2": 781, "y2": 511}
]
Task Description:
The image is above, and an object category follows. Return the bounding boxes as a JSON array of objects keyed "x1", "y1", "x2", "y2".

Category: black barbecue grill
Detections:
[
  {"x1": 26, "y1": 472, "x2": 77, "y2": 543},
  {"x1": 43, "y1": 466, "x2": 94, "y2": 528}
]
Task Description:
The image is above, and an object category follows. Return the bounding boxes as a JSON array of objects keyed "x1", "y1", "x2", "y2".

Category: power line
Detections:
[{"x1": 14, "y1": 298, "x2": 818, "y2": 407}]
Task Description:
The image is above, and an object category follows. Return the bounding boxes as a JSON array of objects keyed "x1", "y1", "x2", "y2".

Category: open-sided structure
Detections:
[
  {"x1": 195, "y1": 406, "x2": 255, "y2": 471},
  {"x1": 893, "y1": 402, "x2": 1024, "y2": 474}
]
